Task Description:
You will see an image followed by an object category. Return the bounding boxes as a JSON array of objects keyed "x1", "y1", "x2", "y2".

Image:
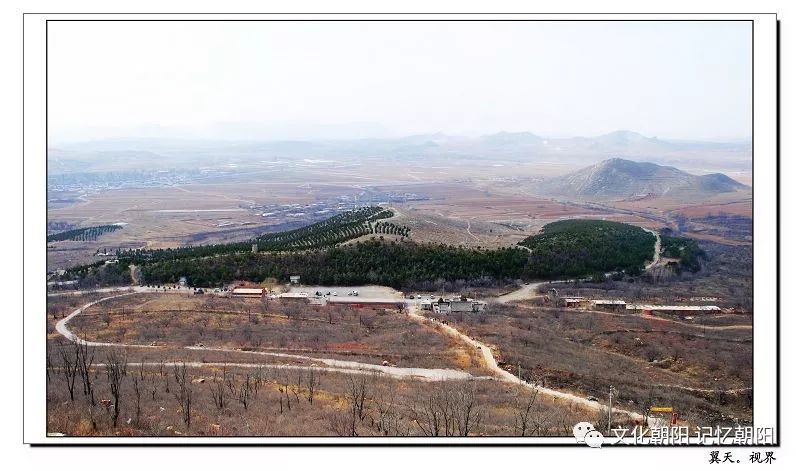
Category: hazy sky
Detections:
[{"x1": 48, "y1": 21, "x2": 752, "y2": 143}]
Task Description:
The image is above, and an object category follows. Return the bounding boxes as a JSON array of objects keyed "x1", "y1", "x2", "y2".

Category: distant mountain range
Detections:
[
  {"x1": 537, "y1": 158, "x2": 749, "y2": 201},
  {"x1": 48, "y1": 130, "x2": 752, "y2": 175}
]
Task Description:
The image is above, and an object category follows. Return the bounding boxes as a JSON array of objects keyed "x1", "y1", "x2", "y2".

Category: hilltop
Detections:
[
  {"x1": 518, "y1": 219, "x2": 657, "y2": 278},
  {"x1": 537, "y1": 158, "x2": 748, "y2": 201}
]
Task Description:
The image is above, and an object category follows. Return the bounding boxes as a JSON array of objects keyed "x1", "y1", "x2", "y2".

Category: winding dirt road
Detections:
[
  {"x1": 58, "y1": 242, "x2": 709, "y2": 428},
  {"x1": 643, "y1": 228, "x2": 661, "y2": 271},
  {"x1": 405, "y1": 304, "x2": 652, "y2": 423},
  {"x1": 56, "y1": 293, "x2": 474, "y2": 382},
  {"x1": 55, "y1": 290, "x2": 650, "y2": 422}
]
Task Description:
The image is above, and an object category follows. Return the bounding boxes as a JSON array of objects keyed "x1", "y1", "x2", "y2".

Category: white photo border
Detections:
[{"x1": 23, "y1": 12, "x2": 778, "y2": 446}]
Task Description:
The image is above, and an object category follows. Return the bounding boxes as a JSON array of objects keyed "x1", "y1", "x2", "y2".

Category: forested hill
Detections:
[
  {"x1": 117, "y1": 206, "x2": 410, "y2": 265},
  {"x1": 139, "y1": 242, "x2": 530, "y2": 289},
  {"x1": 518, "y1": 219, "x2": 657, "y2": 278},
  {"x1": 66, "y1": 218, "x2": 684, "y2": 289}
]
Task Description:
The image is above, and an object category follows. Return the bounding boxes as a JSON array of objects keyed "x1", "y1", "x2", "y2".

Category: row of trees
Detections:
[
  {"x1": 110, "y1": 206, "x2": 397, "y2": 265},
  {"x1": 47, "y1": 224, "x2": 121, "y2": 242},
  {"x1": 371, "y1": 221, "x2": 411, "y2": 237}
]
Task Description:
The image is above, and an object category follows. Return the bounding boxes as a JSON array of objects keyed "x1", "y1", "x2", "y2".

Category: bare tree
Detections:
[
  {"x1": 132, "y1": 376, "x2": 142, "y2": 426},
  {"x1": 305, "y1": 368, "x2": 322, "y2": 404},
  {"x1": 513, "y1": 387, "x2": 540, "y2": 436},
  {"x1": 408, "y1": 381, "x2": 483, "y2": 437},
  {"x1": 173, "y1": 362, "x2": 193, "y2": 428},
  {"x1": 58, "y1": 343, "x2": 79, "y2": 402},
  {"x1": 452, "y1": 381, "x2": 483, "y2": 436},
  {"x1": 331, "y1": 374, "x2": 371, "y2": 437},
  {"x1": 76, "y1": 341, "x2": 96, "y2": 406},
  {"x1": 327, "y1": 409, "x2": 353, "y2": 437},
  {"x1": 291, "y1": 371, "x2": 302, "y2": 404},
  {"x1": 408, "y1": 387, "x2": 446, "y2": 436},
  {"x1": 104, "y1": 351, "x2": 127, "y2": 427},
  {"x1": 46, "y1": 353, "x2": 53, "y2": 384},
  {"x1": 372, "y1": 385, "x2": 403, "y2": 436},
  {"x1": 237, "y1": 374, "x2": 253, "y2": 410},
  {"x1": 276, "y1": 371, "x2": 292, "y2": 413},
  {"x1": 347, "y1": 375, "x2": 369, "y2": 423},
  {"x1": 209, "y1": 366, "x2": 229, "y2": 410}
]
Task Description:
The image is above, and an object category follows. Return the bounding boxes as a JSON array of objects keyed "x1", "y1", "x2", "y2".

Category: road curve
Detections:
[
  {"x1": 56, "y1": 288, "x2": 650, "y2": 423},
  {"x1": 55, "y1": 292, "x2": 158, "y2": 348},
  {"x1": 406, "y1": 305, "x2": 650, "y2": 423},
  {"x1": 56, "y1": 294, "x2": 472, "y2": 381},
  {"x1": 496, "y1": 224, "x2": 662, "y2": 305}
]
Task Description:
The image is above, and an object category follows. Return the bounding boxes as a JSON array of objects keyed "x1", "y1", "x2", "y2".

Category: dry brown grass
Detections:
[
  {"x1": 46, "y1": 361, "x2": 590, "y2": 437},
  {"x1": 428, "y1": 302, "x2": 752, "y2": 428},
  {"x1": 64, "y1": 293, "x2": 487, "y2": 374}
]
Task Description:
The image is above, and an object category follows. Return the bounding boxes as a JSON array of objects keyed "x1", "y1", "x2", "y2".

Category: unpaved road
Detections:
[
  {"x1": 495, "y1": 282, "x2": 545, "y2": 304},
  {"x1": 405, "y1": 304, "x2": 652, "y2": 424},
  {"x1": 56, "y1": 293, "x2": 474, "y2": 382},
  {"x1": 643, "y1": 228, "x2": 661, "y2": 271},
  {"x1": 513, "y1": 304, "x2": 752, "y2": 332},
  {"x1": 56, "y1": 289, "x2": 649, "y2": 423},
  {"x1": 497, "y1": 224, "x2": 662, "y2": 304}
]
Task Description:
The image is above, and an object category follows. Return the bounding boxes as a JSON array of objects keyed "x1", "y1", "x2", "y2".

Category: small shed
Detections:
[{"x1": 591, "y1": 299, "x2": 627, "y2": 312}]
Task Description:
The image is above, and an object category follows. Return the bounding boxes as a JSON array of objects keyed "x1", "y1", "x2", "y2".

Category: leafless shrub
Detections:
[
  {"x1": 371, "y1": 384, "x2": 406, "y2": 436},
  {"x1": 407, "y1": 381, "x2": 483, "y2": 437},
  {"x1": 512, "y1": 387, "x2": 540, "y2": 436},
  {"x1": 451, "y1": 381, "x2": 483, "y2": 436},
  {"x1": 209, "y1": 366, "x2": 229, "y2": 410}
]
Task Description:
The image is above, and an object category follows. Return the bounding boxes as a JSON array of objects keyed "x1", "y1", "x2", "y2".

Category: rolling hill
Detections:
[
  {"x1": 518, "y1": 219, "x2": 657, "y2": 278},
  {"x1": 537, "y1": 158, "x2": 748, "y2": 201}
]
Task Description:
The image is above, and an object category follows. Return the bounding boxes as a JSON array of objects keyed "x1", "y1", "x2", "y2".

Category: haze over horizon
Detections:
[{"x1": 48, "y1": 21, "x2": 752, "y2": 144}]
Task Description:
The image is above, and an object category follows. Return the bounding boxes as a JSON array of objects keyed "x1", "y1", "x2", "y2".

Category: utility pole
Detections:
[{"x1": 608, "y1": 385, "x2": 616, "y2": 434}]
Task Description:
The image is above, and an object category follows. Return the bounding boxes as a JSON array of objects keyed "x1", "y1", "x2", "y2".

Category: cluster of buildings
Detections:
[
  {"x1": 420, "y1": 296, "x2": 487, "y2": 314},
  {"x1": 561, "y1": 296, "x2": 721, "y2": 315}
]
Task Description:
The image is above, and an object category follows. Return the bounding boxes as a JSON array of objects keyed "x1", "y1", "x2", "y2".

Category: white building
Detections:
[{"x1": 231, "y1": 287, "x2": 265, "y2": 298}]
